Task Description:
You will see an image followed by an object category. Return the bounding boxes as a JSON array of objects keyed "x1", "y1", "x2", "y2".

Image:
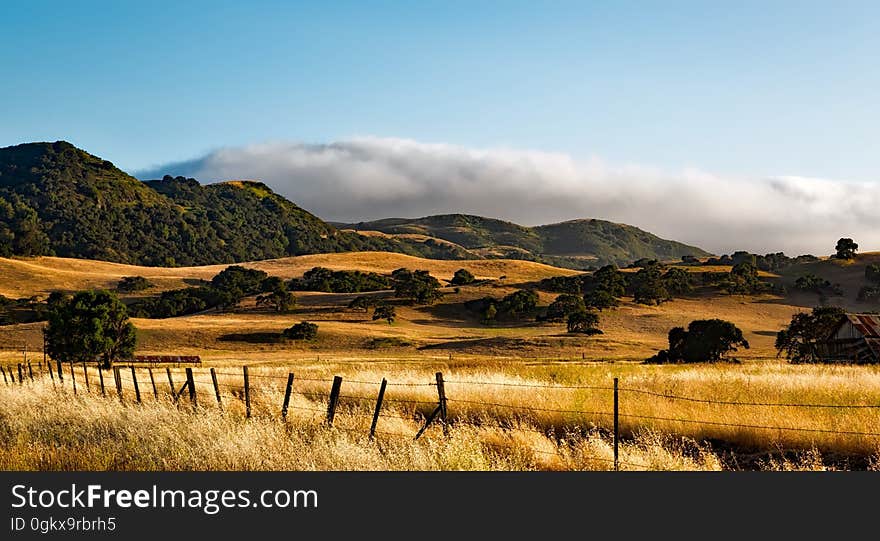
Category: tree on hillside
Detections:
[
  {"x1": 116, "y1": 276, "x2": 153, "y2": 293},
  {"x1": 392, "y1": 268, "x2": 443, "y2": 304},
  {"x1": 256, "y1": 277, "x2": 295, "y2": 312},
  {"x1": 450, "y1": 268, "x2": 476, "y2": 286},
  {"x1": 498, "y1": 289, "x2": 540, "y2": 318},
  {"x1": 545, "y1": 294, "x2": 587, "y2": 322},
  {"x1": 348, "y1": 295, "x2": 377, "y2": 312},
  {"x1": 775, "y1": 306, "x2": 846, "y2": 363},
  {"x1": 648, "y1": 319, "x2": 749, "y2": 363},
  {"x1": 372, "y1": 304, "x2": 396, "y2": 324},
  {"x1": 211, "y1": 266, "x2": 269, "y2": 307},
  {"x1": 590, "y1": 265, "x2": 627, "y2": 298},
  {"x1": 834, "y1": 238, "x2": 858, "y2": 260},
  {"x1": 44, "y1": 290, "x2": 136, "y2": 368},
  {"x1": 630, "y1": 262, "x2": 671, "y2": 305},
  {"x1": 584, "y1": 289, "x2": 619, "y2": 311},
  {"x1": 663, "y1": 267, "x2": 692, "y2": 296},
  {"x1": 283, "y1": 321, "x2": 318, "y2": 341},
  {"x1": 567, "y1": 311, "x2": 602, "y2": 335},
  {"x1": 721, "y1": 261, "x2": 769, "y2": 295}
]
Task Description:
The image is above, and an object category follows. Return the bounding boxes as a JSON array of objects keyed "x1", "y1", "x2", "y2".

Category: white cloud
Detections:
[{"x1": 138, "y1": 137, "x2": 880, "y2": 255}]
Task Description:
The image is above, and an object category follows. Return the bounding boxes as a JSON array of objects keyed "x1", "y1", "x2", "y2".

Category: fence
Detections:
[{"x1": 4, "y1": 358, "x2": 880, "y2": 470}]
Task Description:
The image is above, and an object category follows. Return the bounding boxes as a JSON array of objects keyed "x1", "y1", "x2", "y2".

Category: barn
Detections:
[{"x1": 817, "y1": 314, "x2": 880, "y2": 363}]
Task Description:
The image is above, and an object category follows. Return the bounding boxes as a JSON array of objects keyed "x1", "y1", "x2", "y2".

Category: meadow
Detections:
[{"x1": 1, "y1": 252, "x2": 879, "y2": 470}]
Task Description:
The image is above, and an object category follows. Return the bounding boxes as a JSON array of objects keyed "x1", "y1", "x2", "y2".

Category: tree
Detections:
[
  {"x1": 392, "y1": 268, "x2": 442, "y2": 304},
  {"x1": 631, "y1": 262, "x2": 671, "y2": 305},
  {"x1": 584, "y1": 289, "x2": 619, "y2": 311},
  {"x1": 498, "y1": 289, "x2": 539, "y2": 318},
  {"x1": 44, "y1": 290, "x2": 136, "y2": 368},
  {"x1": 372, "y1": 304, "x2": 396, "y2": 324},
  {"x1": 663, "y1": 267, "x2": 692, "y2": 295},
  {"x1": 451, "y1": 268, "x2": 476, "y2": 286},
  {"x1": 648, "y1": 319, "x2": 749, "y2": 363},
  {"x1": 794, "y1": 273, "x2": 831, "y2": 294},
  {"x1": 211, "y1": 266, "x2": 269, "y2": 307},
  {"x1": 545, "y1": 294, "x2": 587, "y2": 322},
  {"x1": 348, "y1": 295, "x2": 376, "y2": 312},
  {"x1": 567, "y1": 311, "x2": 602, "y2": 335},
  {"x1": 775, "y1": 306, "x2": 846, "y2": 363},
  {"x1": 721, "y1": 261, "x2": 767, "y2": 295},
  {"x1": 256, "y1": 278, "x2": 295, "y2": 312},
  {"x1": 283, "y1": 321, "x2": 318, "y2": 340},
  {"x1": 116, "y1": 276, "x2": 152, "y2": 293},
  {"x1": 482, "y1": 303, "x2": 498, "y2": 324},
  {"x1": 590, "y1": 265, "x2": 627, "y2": 297},
  {"x1": 835, "y1": 238, "x2": 858, "y2": 260}
]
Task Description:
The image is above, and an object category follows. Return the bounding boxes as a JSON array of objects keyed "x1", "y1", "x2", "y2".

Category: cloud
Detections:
[{"x1": 136, "y1": 137, "x2": 880, "y2": 255}]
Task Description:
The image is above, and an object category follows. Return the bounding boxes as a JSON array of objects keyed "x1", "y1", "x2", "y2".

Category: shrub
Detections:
[
  {"x1": 567, "y1": 311, "x2": 602, "y2": 335},
  {"x1": 450, "y1": 268, "x2": 476, "y2": 286},
  {"x1": 283, "y1": 321, "x2": 318, "y2": 341},
  {"x1": 117, "y1": 276, "x2": 152, "y2": 293},
  {"x1": 372, "y1": 304, "x2": 396, "y2": 324},
  {"x1": 290, "y1": 267, "x2": 391, "y2": 293}
]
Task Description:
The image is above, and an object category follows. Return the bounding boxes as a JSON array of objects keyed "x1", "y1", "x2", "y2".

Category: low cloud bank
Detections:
[{"x1": 137, "y1": 137, "x2": 880, "y2": 255}]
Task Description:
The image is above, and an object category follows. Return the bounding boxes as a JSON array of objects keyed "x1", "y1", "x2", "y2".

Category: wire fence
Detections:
[{"x1": 4, "y1": 358, "x2": 880, "y2": 470}]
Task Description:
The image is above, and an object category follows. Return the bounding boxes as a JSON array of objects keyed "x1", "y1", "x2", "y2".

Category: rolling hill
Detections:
[
  {"x1": 336, "y1": 214, "x2": 710, "y2": 268},
  {"x1": 0, "y1": 141, "x2": 707, "y2": 269}
]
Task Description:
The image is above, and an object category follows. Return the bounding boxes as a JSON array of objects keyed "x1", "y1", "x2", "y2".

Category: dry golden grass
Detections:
[
  {"x1": 0, "y1": 252, "x2": 577, "y2": 298},
  {"x1": 0, "y1": 376, "x2": 851, "y2": 471},
  {"x1": 4, "y1": 252, "x2": 880, "y2": 470}
]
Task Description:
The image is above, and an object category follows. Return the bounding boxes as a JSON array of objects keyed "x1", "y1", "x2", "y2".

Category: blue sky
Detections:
[
  {"x1": 2, "y1": 1, "x2": 879, "y2": 253},
  {"x1": 2, "y1": 0, "x2": 877, "y2": 178}
]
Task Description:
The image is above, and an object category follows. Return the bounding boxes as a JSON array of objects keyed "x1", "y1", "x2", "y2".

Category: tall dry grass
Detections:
[{"x1": 0, "y1": 365, "x2": 874, "y2": 471}]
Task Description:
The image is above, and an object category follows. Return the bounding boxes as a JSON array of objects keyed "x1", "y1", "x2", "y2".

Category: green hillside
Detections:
[
  {"x1": 338, "y1": 215, "x2": 710, "y2": 269},
  {"x1": 0, "y1": 142, "x2": 462, "y2": 266}
]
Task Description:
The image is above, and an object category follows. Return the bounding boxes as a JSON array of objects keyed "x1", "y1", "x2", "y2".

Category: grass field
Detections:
[{"x1": 2, "y1": 252, "x2": 880, "y2": 470}]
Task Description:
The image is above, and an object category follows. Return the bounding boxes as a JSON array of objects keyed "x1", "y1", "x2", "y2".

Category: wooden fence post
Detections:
[
  {"x1": 0, "y1": 366, "x2": 6, "y2": 385},
  {"x1": 82, "y1": 362, "x2": 90, "y2": 392},
  {"x1": 114, "y1": 366, "x2": 123, "y2": 403},
  {"x1": 27, "y1": 361, "x2": 34, "y2": 382},
  {"x1": 281, "y1": 373, "x2": 294, "y2": 420},
  {"x1": 243, "y1": 366, "x2": 251, "y2": 419},
  {"x1": 17, "y1": 364, "x2": 23, "y2": 385},
  {"x1": 56, "y1": 360, "x2": 63, "y2": 384},
  {"x1": 211, "y1": 368, "x2": 222, "y2": 408},
  {"x1": 48, "y1": 359, "x2": 54, "y2": 382},
  {"x1": 185, "y1": 368, "x2": 196, "y2": 408},
  {"x1": 131, "y1": 366, "x2": 141, "y2": 404},
  {"x1": 613, "y1": 377, "x2": 619, "y2": 472},
  {"x1": 369, "y1": 378, "x2": 387, "y2": 440},
  {"x1": 98, "y1": 367, "x2": 105, "y2": 397},
  {"x1": 166, "y1": 368, "x2": 176, "y2": 401},
  {"x1": 326, "y1": 376, "x2": 343, "y2": 427},
  {"x1": 69, "y1": 362, "x2": 76, "y2": 395},
  {"x1": 149, "y1": 368, "x2": 158, "y2": 400},
  {"x1": 436, "y1": 372, "x2": 448, "y2": 436}
]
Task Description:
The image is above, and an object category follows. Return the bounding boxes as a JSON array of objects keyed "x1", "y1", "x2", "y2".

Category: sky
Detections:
[{"x1": 1, "y1": 1, "x2": 878, "y2": 254}]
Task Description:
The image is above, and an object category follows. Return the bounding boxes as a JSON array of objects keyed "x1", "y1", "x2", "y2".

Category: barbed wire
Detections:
[
  {"x1": 446, "y1": 380, "x2": 613, "y2": 391},
  {"x1": 619, "y1": 387, "x2": 880, "y2": 409},
  {"x1": 617, "y1": 412, "x2": 880, "y2": 437}
]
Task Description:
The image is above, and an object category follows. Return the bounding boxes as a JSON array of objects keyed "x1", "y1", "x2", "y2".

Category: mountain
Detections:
[
  {"x1": 335, "y1": 214, "x2": 710, "y2": 269},
  {"x1": 0, "y1": 141, "x2": 466, "y2": 266},
  {"x1": 0, "y1": 141, "x2": 709, "y2": 269}
]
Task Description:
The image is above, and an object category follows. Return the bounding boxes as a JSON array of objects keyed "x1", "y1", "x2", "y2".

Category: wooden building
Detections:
[{"x1": 817, "y1": 314, "x2": 880, "y2": 363}]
